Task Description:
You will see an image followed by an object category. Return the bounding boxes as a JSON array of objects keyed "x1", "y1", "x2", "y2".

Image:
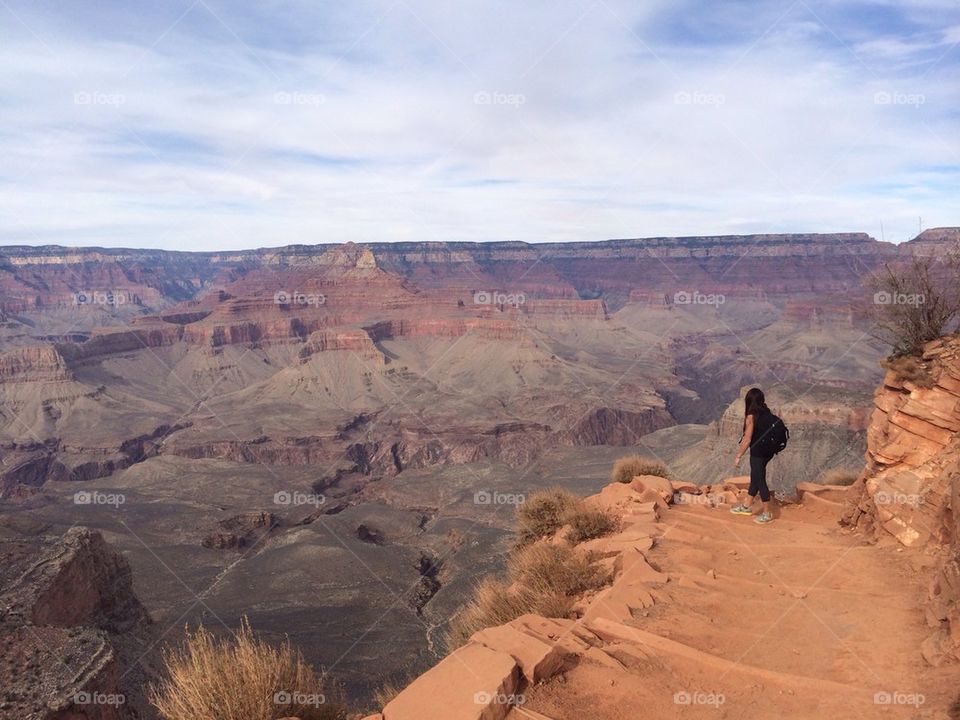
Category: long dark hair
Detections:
[{"x1": 742, "y1": 387, "x2": 768, "y2": 434}]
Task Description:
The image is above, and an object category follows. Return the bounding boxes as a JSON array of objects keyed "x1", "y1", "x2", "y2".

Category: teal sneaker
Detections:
[
  {"x1": 754, "y1": 512, "x2": 773, "y2": 524},
  {"x1": 729, "y1": 504, "x2": 752, "y2": 515}
]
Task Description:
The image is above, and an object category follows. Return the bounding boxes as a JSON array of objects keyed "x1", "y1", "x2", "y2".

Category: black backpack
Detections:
[{"x1": 753, "y1": 411, "x2": 790, "y2": 457}]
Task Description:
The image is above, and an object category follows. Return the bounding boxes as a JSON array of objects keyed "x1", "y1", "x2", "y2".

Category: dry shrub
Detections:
[
  {"x1": 444, "y1": 577, "x2": 552, "y2": 648},
  {"x1": 150, "y1": 618, "x2": 347, "y2": 720},
  {"x1": 565, "y1": 505, "x2": 619, "y2": 543},
  {"x1": 882, "y1": 355, "x2": 936, "y2": 388},
  {"x1": 509, "y1": 543, "x2": 609, "y2": 597},
  {"x1": 820, "y1": 468, "x2": 860, "y2": 486},
  {"x1": 867, "y1": 250, "x2": 960, "y2": 356},
  {"x1": 517, "y1": 489, "x2": 618, "y2": 545},
  {"x1": 516, "y1": 488, "x2": 579, "y2": 542},
  {"x1": 611, "y1": 454, "x2": 668, "y2": 483},
  {"x1": 446, "y1": 544, "x2": 610, "y2": 648}
]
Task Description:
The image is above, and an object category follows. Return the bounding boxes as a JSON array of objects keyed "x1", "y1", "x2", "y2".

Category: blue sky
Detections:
[{"x1": 0, "y1": 0, "x2": 957, "y2": 250}]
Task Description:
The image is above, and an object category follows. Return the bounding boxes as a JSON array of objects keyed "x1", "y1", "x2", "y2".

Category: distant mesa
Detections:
[{"x1": 317, "y1": 242, "x2": 378, "y2": 269}]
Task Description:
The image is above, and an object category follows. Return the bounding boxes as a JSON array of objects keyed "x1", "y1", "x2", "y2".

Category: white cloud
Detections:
[{"x1": 0, "y1": 0, "x2": 956, "y2": 249}]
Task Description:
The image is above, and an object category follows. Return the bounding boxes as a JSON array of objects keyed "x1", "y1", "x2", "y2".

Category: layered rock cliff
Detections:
[
  {"x1": 843, "y1": 334, "x2": 960, "y2": 666},
  {"x1": 0, "y1": 345, "x2": 73, "y2": 383},
  {"x1": 0, "y1": 527, "x2": 154, "y2": 719},
  {"x1": 0, "y1": 231, "x2": 914, "y2": 323}
]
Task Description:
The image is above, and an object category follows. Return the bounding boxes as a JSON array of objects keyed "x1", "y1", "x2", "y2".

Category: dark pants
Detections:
[{"x1": 749, "y1": 454, "x2": 771, "y2": 502}]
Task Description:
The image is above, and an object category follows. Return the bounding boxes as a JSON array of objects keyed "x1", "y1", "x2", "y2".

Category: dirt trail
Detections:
[{"x1": 508, "y1": 499, "x2": 957, "y2": 720}]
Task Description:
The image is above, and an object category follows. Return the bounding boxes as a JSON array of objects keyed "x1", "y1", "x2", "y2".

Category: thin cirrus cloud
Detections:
[{"x1": 0, "y1": 0, "x2": 956, "y2": 250}]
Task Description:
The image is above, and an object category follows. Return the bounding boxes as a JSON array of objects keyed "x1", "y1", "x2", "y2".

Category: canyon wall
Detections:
[
  {"x1": 0, "y1": 231, "x2": 915, "y2": 319},
  {"x1": 843, "y1": 334, "x2": 960, "y2": 666}
]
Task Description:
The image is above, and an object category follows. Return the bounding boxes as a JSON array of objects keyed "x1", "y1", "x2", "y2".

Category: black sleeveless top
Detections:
[{"x1": 748, "y1": 408, "x2": 774, "y2": 457}]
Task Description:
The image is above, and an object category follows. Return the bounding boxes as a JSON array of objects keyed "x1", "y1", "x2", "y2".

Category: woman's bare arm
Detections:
[{"x1": 735, "y1": 414, "x2": 754, "y2": 466}]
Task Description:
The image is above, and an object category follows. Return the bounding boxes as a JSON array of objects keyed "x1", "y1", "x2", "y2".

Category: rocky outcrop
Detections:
[
  {"x1": 202, "y1": 511, "x2": 279, "y2": 550},
  {"x1": 1, "y1": 424, "x2": 189, "y2": 498},
  {"x1": 780, "y1": 300, "x2": 859, "y2": 329},
  {"x1": 365, "y1": 318, "x2": 531, "y2": 343},
  {"x1": 564, "y1": 406, "x2": 673, "y2": 446},
  {"x1": 906, "y1": 227, "x2": 960, "y2": 255},
  {"x1": 0, "y1": 527, "x2": 153, "y2": 719},
  {"x1": 843, "y1": 336, "x2": 960, "y2": 547},
  {"x1": 166, "y1": 435, "x2": 331, "y2": 466},
  {"x1": 58, "y1": 325, "x2": 183, "y2": 364},
  {"x1": 842, "y1": 335, "x2": 960, "y2": 667},
  {"x1": 298, "y1": 329, "x2": 384, "y2": 362},
  {"x1": 0, "y1": 345, "x2": 72, "y2": 383}
]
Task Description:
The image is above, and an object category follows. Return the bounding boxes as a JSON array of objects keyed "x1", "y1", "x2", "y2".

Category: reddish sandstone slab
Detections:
[
  {"x1": 383, "y1": 642, "x2": 520, "y2": 720},
  {"x1": 629, "y1": 474, "x2": 674, "y2": 502},
  {"x1": 471, "y1": 624, "x2": 565, "y2": 683}
]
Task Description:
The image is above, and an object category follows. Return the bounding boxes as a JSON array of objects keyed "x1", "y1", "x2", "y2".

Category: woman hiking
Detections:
[{"x1": 729, "y1": 387, "x2": 775, "y2": 524}]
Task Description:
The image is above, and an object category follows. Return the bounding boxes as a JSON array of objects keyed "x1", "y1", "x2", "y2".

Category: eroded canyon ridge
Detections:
[{"x1": 1, "y1": 228, "x2": 958, "y2": 707}]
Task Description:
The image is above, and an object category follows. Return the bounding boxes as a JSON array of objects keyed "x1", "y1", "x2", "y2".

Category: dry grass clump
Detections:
[
  {"x1": 564, "y1": 506, "x2": 619, "y2": 543},
  {"x1": 882, "y1": 355, "x2": 936, "y2": 388},
  {"x1": 611, "y1": 454, "x2": 668, "y2": 483},
  {"x1": 820, "y1": 468, "x2": 860, "y2": 486},
  {"x1": 516, "y1": 488, "x2": 579, "y2": 542},
  {"x1": 444, "y1": 577, "x2": 555, "y2": 648},
  {"x1": 517, "y1": 489, "x2": 618, "y2": 545},
  {"x1": 150, "y1": 618, "x2": 347, "y2": 720},
  {"x1": 372, "y1": 676, "x2": 411, "y2": 711},
  {"x1": 508, "y1": 543, "x2": 609, "y2": 597},
  {"x1": 446, "y1": 543, "x2": 610, "y2": 648}
]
